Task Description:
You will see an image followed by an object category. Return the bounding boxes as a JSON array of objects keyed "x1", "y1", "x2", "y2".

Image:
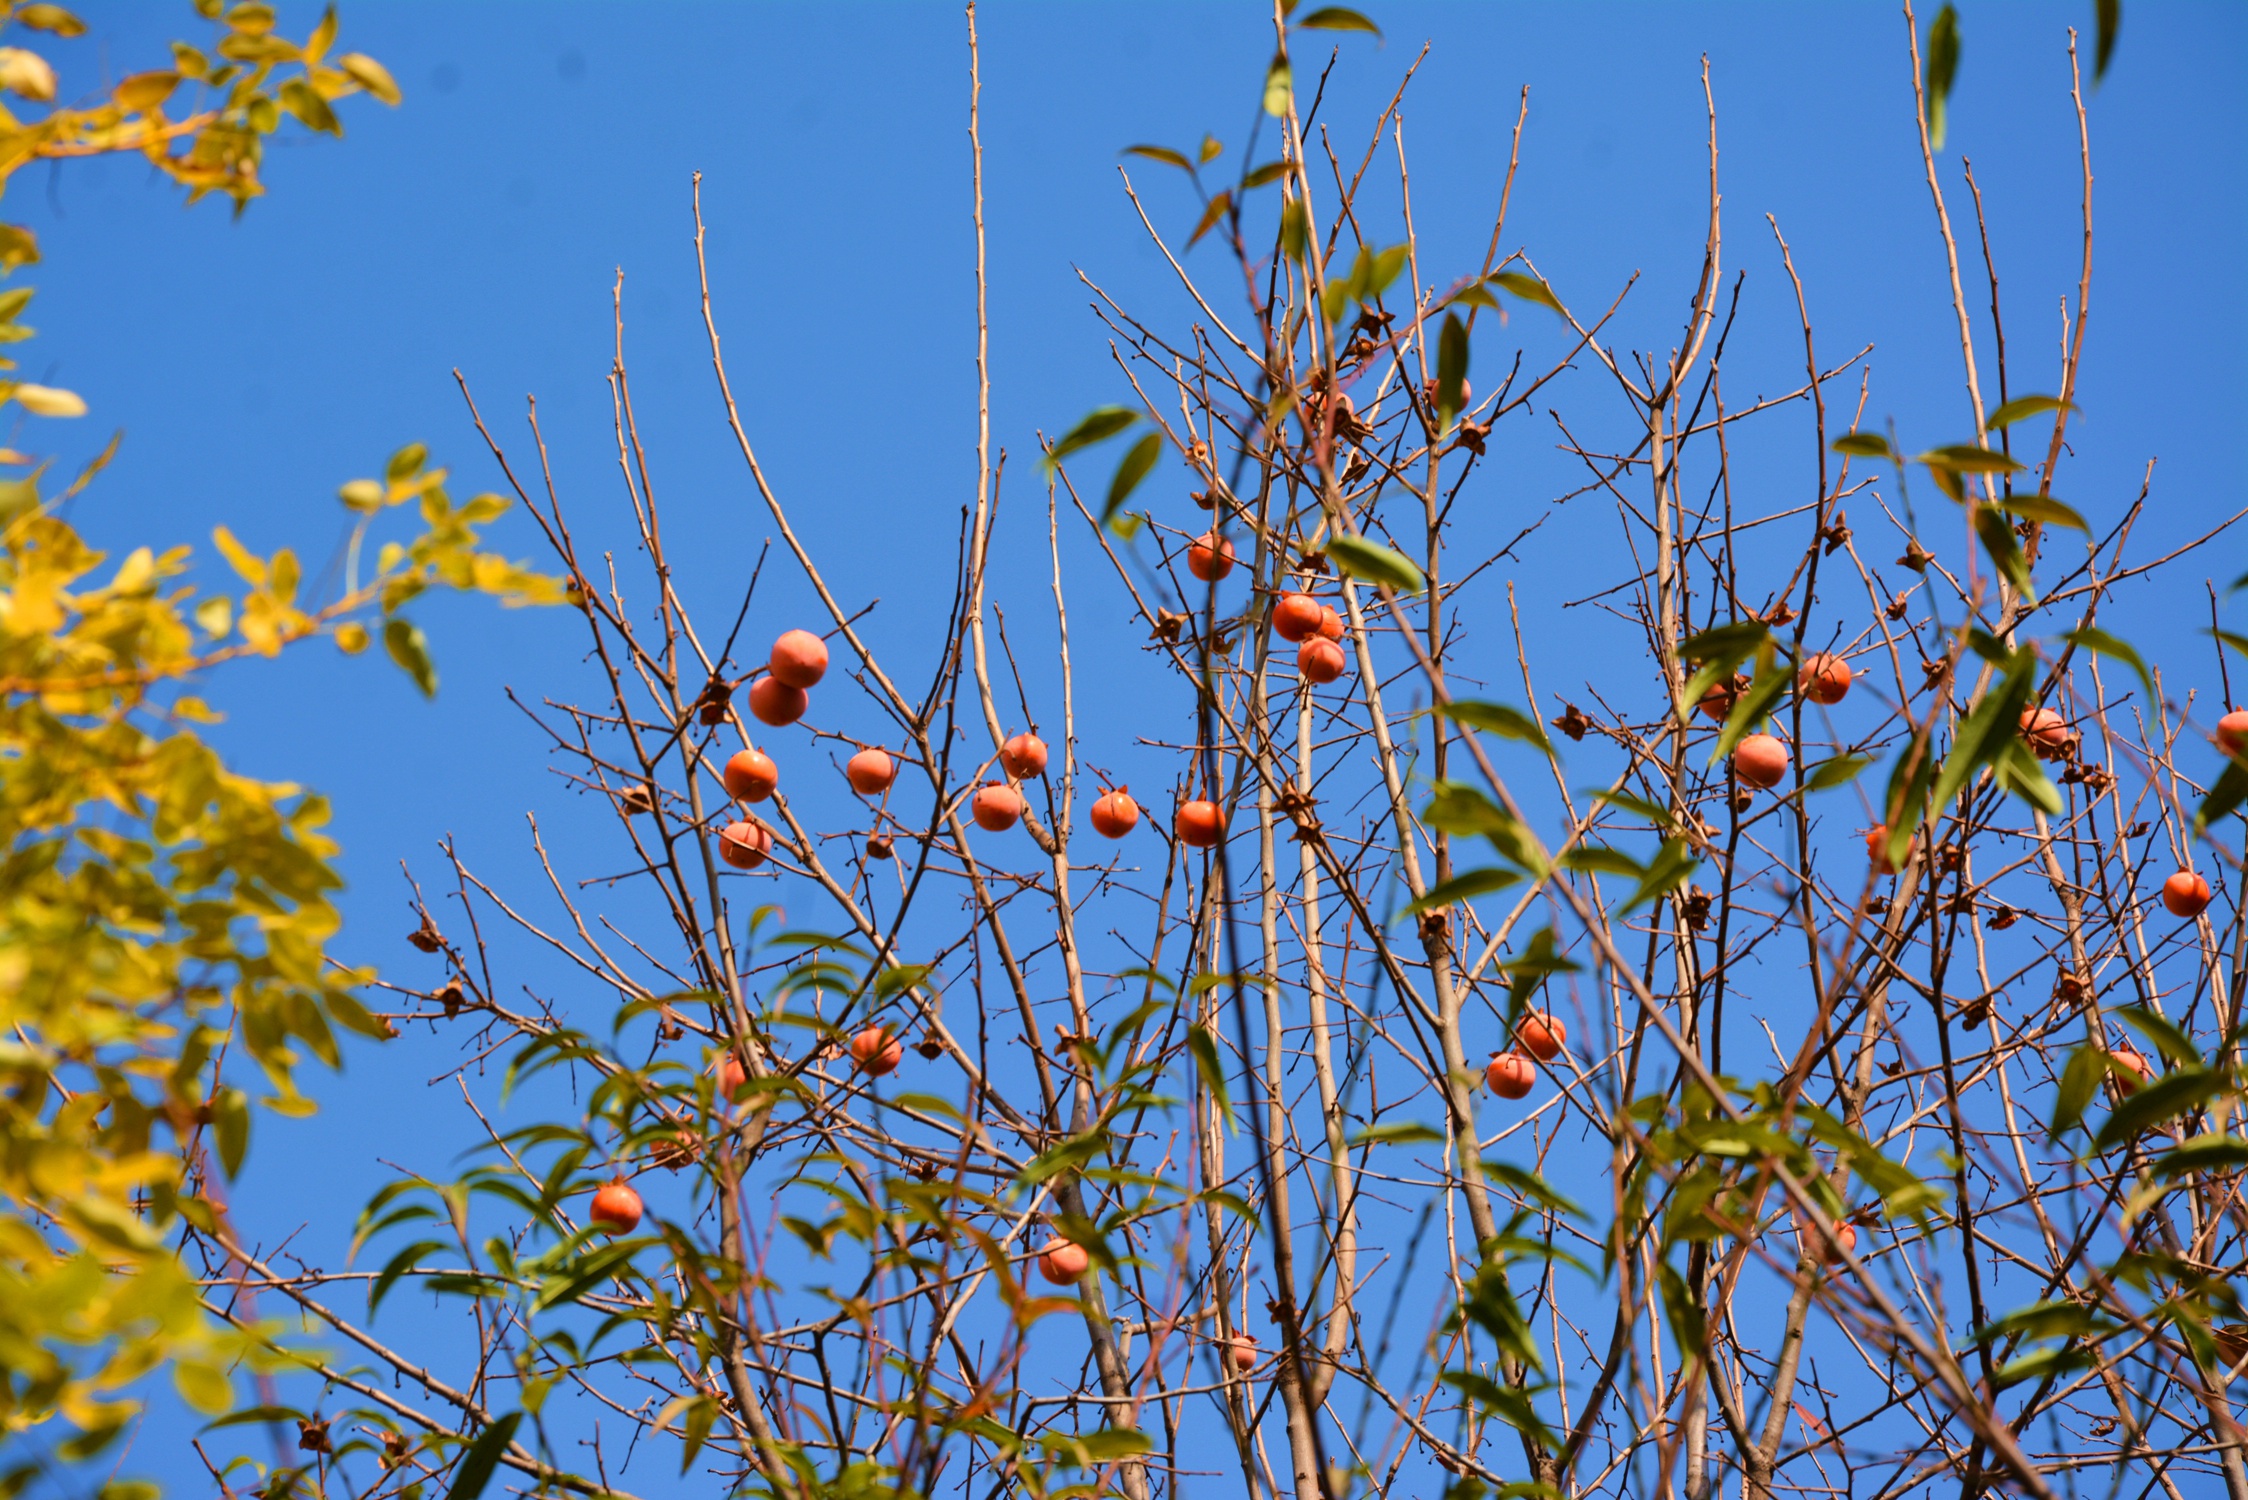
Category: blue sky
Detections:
[{"x1": 20, "y1": 0, "x2": 2246, "y2": 1491}]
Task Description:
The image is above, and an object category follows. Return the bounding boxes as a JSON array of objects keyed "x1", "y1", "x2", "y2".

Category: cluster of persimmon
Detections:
[
  {"x1": 1484, "y1": 1010, "x2": 1566, "y2": 1103},
  {"x1": 713, "y1": 629, "x2": 888, "y2": 871},
  {"x1": 1697, "y1": 650, "x2": 1857, "y2": 795}
]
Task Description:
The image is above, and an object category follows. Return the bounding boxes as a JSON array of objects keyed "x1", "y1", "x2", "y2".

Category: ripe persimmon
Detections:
[
  {"x1": 1316, "y1": 605, "x2": 1345, "y2": 641},
  {"x1": 971, "y1": 783, "x2": 1023, "y2": 831},
  {"x1": 1696, "y1": 673, "x2": 1748, "y2": 722},
  {"x1": 1423, "y1": 375, "x2": 1472, "y2": 410},
  {"x1": 2018, "y1": 706, "x2": 2072, "y2": 759},
  {"x1": 1187, "y1": 532, "x2": 1235, "y2": 582},
  {"x1": 1733, "y1": 733, "x2": 1789, "y2": 790},
  {"x1": 748, "y1": 676, "x2": 807, "y2": 727},
  {"x1": 1805, "y1": 1219, "x2": 1857, "y2": 1266},
  {"x1": 1089, "y1": 787, "x2": 1139, "y2": 839},
  {"x1": 1866, "y1": 825, "x2": 1899, "y2": 874},
  {"x1": 1273, "y1": 593, "x2": 1324, "y2": 643},
  {"x1": 1227, "y1": 1334, "x2": 1258, "y2": 1372},
  {"x1": 769, "y1": 629, "x2": 829, "y2": 689},
  {"x1": 1485, "y1": 1051, "x2": 1535, "y2": 1099},
  {"x1": 722, "y1": 748, "x2": 778, "y2": 803},
  {"x1": 1797, "y1": 652, "x2": 1853, "y2": 705},
  {"x1": 1516, "y1": 1012, "x2": 1565, "y2": 1062},
  {"x1": 850, "y1": 1026, "x2": 902, "y2": 1076},
  {"x1": 2109, "y1": 1044, "x2": 2152, "y2": 1091},
  {"x1": 589, "y1": 1178, "x2": 643, "y2": 1235},
  {"x1": 1175, "y1": 800, "x2": 1225, "y2": 848},
  {"x1": 2220, "y1": 709, "x2": 2248, "y2": 759},
  {"x1": 846, "y1": 747, "x2": 897, "y2": 795},
  {"x1": 1037, "y1": 1239, "x2": 1089, "y2": 1284},
  {"x1": 715, "y1": 1051, "x2": 747, "y2": 1098},
  {"x1": 2162, "y1": 871, "x2": 2212, "y2": 918},
  {"x1": 719, "y1": 821, "x2": 772, "y2": 870},
  {"x1": 1298, "y1": 637, "x2": 1346, "y2": 684},
  {"x1": 1001, "y1": 732, "x2": 1049, "y2": 779}
]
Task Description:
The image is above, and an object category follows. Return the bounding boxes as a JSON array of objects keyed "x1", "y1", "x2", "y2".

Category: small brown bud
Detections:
[
  {"x1": 297, "y1": 1419, "x2": 332, "y2": 1456},
  {"x1": 1885, "y1": 591, "x2": 1911, "y2": 620},
  {"x1": 1550, "y1": 704, "x2": 1592, "y2": 742},
  {"x1": 407, "y1": 916, "x2": 444, "y2": 953},
  {"x1": 617, "y1": 784, "x2": 655, "y2": 816},
  {"x1": 865, "y1": 833, "x2": 895, "y2": 861},
  {"x1": 437, "y1": 980, "x2": 465, "y2": 1018},
  {"x1": 914, "y1": 1033, "x2": 946, "y2": 1060},
  {"x1": 1897, "y1": 540, "x2": 1933, "y2": 572}
]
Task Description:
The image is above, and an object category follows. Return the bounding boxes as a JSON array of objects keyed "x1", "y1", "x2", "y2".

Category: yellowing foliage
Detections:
[{"x1": 0, "y1": 2, "x2": 568, "y2": 1477}]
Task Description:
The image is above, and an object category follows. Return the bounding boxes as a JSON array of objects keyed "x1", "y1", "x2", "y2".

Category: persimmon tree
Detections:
[
  {"x1": 37, "y1": 2, "x2": 2248, "y2": 1499},
  {"x1": 0, "y1": 1, "x2": 569, "y2": 1486}
]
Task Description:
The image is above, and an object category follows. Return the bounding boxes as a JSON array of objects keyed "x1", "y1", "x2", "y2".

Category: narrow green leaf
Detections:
[
  {"x1": 1559, "y1": 846, "x2": 1644, "y2": 880},
  {"x1": 1621, "y1": 839, "x2": 1697, "y2": 914},
  {"x1": 2116, "y1": 1006, "x2": 2202, "y2": 1069},
  {"x1": 1241, "y1": 159, "x2": 1291, "y2": 190},
  {"x1": 1404, "y1": 867, "x2": 1522, "y2": 916},
  {"x1": 445, "y1": 1412, "x2": 523, "y2": 1500},
  {"x1": 1297, "y1": 6, "x2": 1381, "y2": 36},
  {"x1": 1985, "y1": 394, "x2": 2077, "y2": 430},
  {"x1": 1711, "y1": 659, "x2": 1791, "y2": 763},
  {"x1": 1806, "y1": 755, "x2": 1873, "y2": 792},
  {"x1": 1102, "y1": 431, "x2": 1163, "y2": 524},
  {"x1": 1187, "y1": 1025, "x2": 1232, "y2": 1131},
  {"x1": 2198, "y1": 762, "x2": 2248, "y2": 830},
  {"x1": 1186, "y1": 189, "x2": 1232, "y2": 250},
  {"x1": 1262, "y1": 52, "x2": 1292, "y2": 117},
  {"x1": 1831, "y1": 431, "x2": 1896, "y2": 460},
  {"x1": 2152, "y1": 1133, "x2": 2248, "y2": 1180},
  {"x1": 1438, "y1": 699, "x2": 1552, "y2": 755},
  {"x1": 383, "y1": 617, "x2": 438, "y2": 697},
  {"x1": 1351, "y1": 1120, "x2": 1446, "y2": 1148},
  {"x1": 1327, "y1": 533, "x2": 1425, "y2": 594},
  {"x1": 212, "y1": 1086, "x2": 249, "y2": 1179},
  {"x1": 1489, "y1": 270, "x2": 1563, "y2": 314},
  {"x1": 1435, "y1": 311, "x2": 1469, "y2": 429},
  {"x1": 1926, "y1": 4, "x2": 1961, "y2": 151},
  {"x1": 1124, "y1": 144, "x2": 1193, "y2": 172},
  {"x1": 1920, "y1": 443, "x2": 2024, "y2": 474},
  {"x1": 2094, "y1": 1065, "x2": 2228, "y2": 1152},
  {"x1": 1974, "y1": 507, "x2": 2034, "y2": 600},
  {"x1": 1995, "y1": 494, "x2": 2087, "y2": 531},
  {"x1": 2061, "y1": 625, "x2": 2152, "y2": 697},
  {"x1": 2093, "y1": 0, "x2": 2119, "y2": 81},
  {"x1": 1045, "y1": 407, "x2": 1137, "y2": 470}
]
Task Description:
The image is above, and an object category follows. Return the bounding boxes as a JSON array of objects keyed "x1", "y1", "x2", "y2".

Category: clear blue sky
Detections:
[{"x1": 22, "y1": 0, "x2": 2244, "y2": 1491}]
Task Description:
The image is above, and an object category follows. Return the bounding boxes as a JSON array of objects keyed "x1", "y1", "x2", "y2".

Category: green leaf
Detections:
[
  {"x1": 1919, "y1": 443, "x2": 2023, "y2": 474},
  {"x1": 1102, "y1": 431, "x2": 1163, "y2": 525},
  {"x1": 1995, "y1": 494, "x2": 2087, "y2": 531},
  {"x1": 1489, "y1": 270, "x2": 1563, "y2": 315},
  {"x1": 1986, "y1": 394, "x2": 2078, "y2": 430},
  {"x1": 1327, "y1": 533, "x2": 1425, "y2": 594},
  {"x1": 1993, "y1": 1346, "x2": 2094, "y2": 1388},
  {"x1": 1404, "y1": 868, "x2": 1522, "y2": 916},
  {"x1": 1262, "y1": 52, "x2": 1292, "y2": 117},
  {"x1": 1974, "y1": 506, "x2": 2034, "y2": 600},
  {"x1": 1435, "y1": 311, "x2": 1469, "y2": 429},
  {"x1": 1621, "y1": 839, "x2": 1698, "y2": 914},
  {"x1": 2094, "y1": 1065, "x2": 2229, "y2": 1152},
  {"x1": 1677, "y1": 619, "x2": 1769, "y2": 719},
  {"x1": 2093, "y1": 0, "x2": 2119, "y2": 81},
  {"x1": 1831, "y1": 431, "x2": 1896, "y2": 460},
  {"x1": 1241, "y1": 160, "x2": 1291, "y2": 190},
  {"x1": 2060, "y1": 625, "x2": 2152, "y2": 697},
  {"x1": 1046, "y1": 407, "x2": 1137, "y2": 470},
  {"x1": 1438, "y1": 699, "x2": 1552, "y2": 755},
  {"x1": 872, "y1": 963, "x2": 933, "y2": 1001},
  {"x1": 1186, "y1": 189, "x2": 1233, "y2": 250},
  {"x1": 1560, "y1": 845, "x2": 1643, "y2": 879},
  {"x1": 1989, "y1": 737, "x2": 2063, "y2": 816},
  {"x1": 445, "y1": 1412, "x2": 522, "y2": 1500},
  {"x1": 1925, "y1": 4, "x2": 1961, "y2": 152},
  {"x1": 1583, "y1": 786, "x2": 1672, "y2": 825},
  {"x1": 1929, "y1": 649, "x2": 2036, "y2": 814},
  {"x1": 1124, "y1": 144, "x2": 1193, "y2": 172},
  {"x1": 1806, "y1": 755, "x2": 1873, "y2": 792},
  {"x1": 1478, "y1": 1159, "x2": 1583, "y2": 1217},
  {"x1": 212, "y1": 1087, "x2": 249, "y2": 1179},
  {"x1": 1422, "y1": 783, "x2": 1546, "y2": 876},
  {"x1": 1199, "y1": 134, "x2": 1222, "y2": 164},
  {"x1": 1278, "y1": 196, "x2": 1308, "y2": 263},
  {"x1": 2197, "y1": 762, "x2": 2248, "y2": 830},
  {"x1": 1297, "y1": 6, "x2": 1381, "y2": 36},
  {"x1": 1350, "y1": 1120, "x2": 1446, "y2": 1148},
  {"x1": 383, "y1": 617, "x2": 437, "y2": 697},
  {"x1": 1077, "y1": 1428, "x2": 1156, "y2": 1461},
  {"x1": 2117, "y1": 1006, "x2": 2202, "y2": 1069},
  {"x1": 1187, "y1": 1025, "x2": 1232, "y2": 1131},
  {"x1": 2152, "y1": 1133, "x2": 2248, "y2": 1180}
]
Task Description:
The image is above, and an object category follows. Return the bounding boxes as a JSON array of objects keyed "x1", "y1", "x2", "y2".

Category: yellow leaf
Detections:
[
  {"x1": 210, "y1": 526, "x2": 266, "y2": 586},
  {"x1": 0, "y1": 47, "x2": 57, "y2": 103},
  {"x1": 337, "y1": 52, "x2": 400, "y2": 106},
  {"x1": 13, "y1": 382, "x2": 85, "y2": 417},
  {"x1": 334, "y1": 620, "x2": 368, "y2": 653}
]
